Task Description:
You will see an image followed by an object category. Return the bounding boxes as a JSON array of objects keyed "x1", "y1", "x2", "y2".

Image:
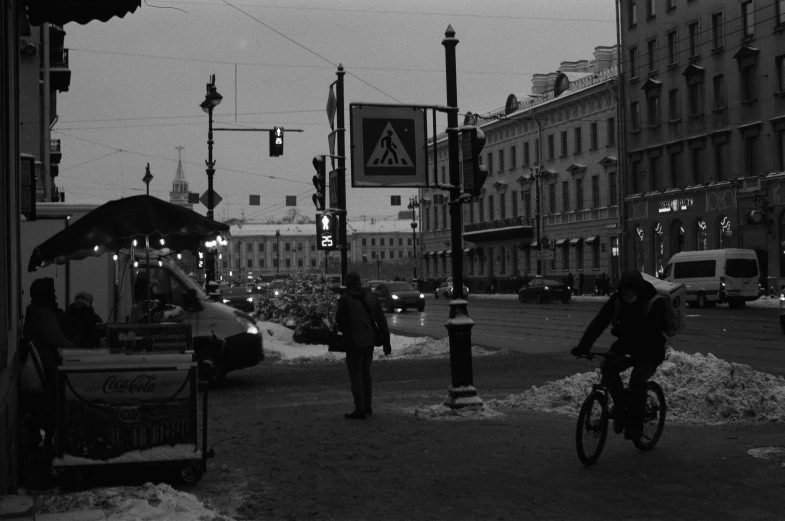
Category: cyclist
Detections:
[{"x1": 571, "y1": 270, "x2": 667, "y2": 441}]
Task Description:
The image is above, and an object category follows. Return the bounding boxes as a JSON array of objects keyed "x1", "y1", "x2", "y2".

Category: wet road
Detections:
[{"x1": 387, "y1": 297, "x2": 785, "y2": 376}]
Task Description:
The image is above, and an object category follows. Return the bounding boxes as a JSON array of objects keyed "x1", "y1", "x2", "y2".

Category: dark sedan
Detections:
[
  {"x1": 518, "y1": 277, "x2": 572, "y2": 304},
  {"x1": 220, "y1": 286, "x2": 256, "y2": 312},
  {"x1": 373, "y1": 281, "x2": 425, "y2": 312}
]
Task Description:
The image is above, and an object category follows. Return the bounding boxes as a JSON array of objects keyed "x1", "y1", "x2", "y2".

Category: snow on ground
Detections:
[
  {"x1": 471, "y1": 293, "x2": 782, "y2": 308},
  {"x1": 259, "y1": 320, "x2": 504, "y2": 365},
  {"x1": 34, "y1": 482, "x2": 233, "y2": 520},
  {"x1": 488, "y1": 348, "x2": 785, "y2": 425}
]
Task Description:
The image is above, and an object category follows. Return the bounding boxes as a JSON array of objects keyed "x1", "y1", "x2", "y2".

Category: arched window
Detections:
[
  {"x1": 669, "y1": 219, "x2": 685, "y2": 254},
  {"x1": 635, "y1": 224, "x2": 645, "y2": 272},
  {"x1": 696, "y1": 218, "x2": 708, "y2": 251},
  {"x1": 718, "y1": 215, "x2": 733, "y2": 249},
  {"x1": 654, "y1": 222, "x2": 665, "y2": 276}
]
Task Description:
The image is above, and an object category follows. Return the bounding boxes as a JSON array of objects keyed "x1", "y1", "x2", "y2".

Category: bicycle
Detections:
[{"x1": 574, "y1": 351, "x2": 667, "y2": 465}]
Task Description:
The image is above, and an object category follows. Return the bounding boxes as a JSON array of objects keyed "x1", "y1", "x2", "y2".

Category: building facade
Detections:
[
  {"x1": 422, "y1": 46, "x2": 620, "y2": 294},
  {"x1": 620, "y1": 0, "x2": 785, "y2": 287},
  {"x1": 348, "y1": 218, "x2": 420, "y2": 281}
]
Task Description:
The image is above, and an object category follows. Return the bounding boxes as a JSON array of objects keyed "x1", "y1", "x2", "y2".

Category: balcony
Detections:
[
  {"x1": 463, "y1": 216, "x2": 534, "y2": 243},
  {"x1": 49, "y1": 48, "x2": 71, "y2": 92},
  {"x1": 50, "y1": 139, "x2": 61, "y2": 164}
]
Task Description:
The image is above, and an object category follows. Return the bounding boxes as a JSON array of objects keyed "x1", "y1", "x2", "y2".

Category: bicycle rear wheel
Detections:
[
  {"x1": 575, "y1": 390, "x2": 609, "y2": 465},
  {"x1": 633, "y1": 381, "x2": 666, "y2": 451}
]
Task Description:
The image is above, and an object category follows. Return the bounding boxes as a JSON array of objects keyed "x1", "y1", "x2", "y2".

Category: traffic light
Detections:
[
  {"x1": 316, "y1": 211, "x2": 338, "y2": 251},
  {"x1": 270, "y1": 127, "x2": 284, "y2": 156},
  {"x1": 461, "y1": 126, "x2": 487, "y2": 197},
  {"x1": 312, "y1": 155, "x2": 326, "y2": 211}
]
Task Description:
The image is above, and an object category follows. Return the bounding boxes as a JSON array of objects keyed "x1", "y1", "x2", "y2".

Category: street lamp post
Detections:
[
  {"x1": 275, "y1": 230, "x2": 281, "y2": 274},
  {"x1": 142, "y1": 163, "x2": 153, "y2": 196},
  {"x1": 408, "y1": 196, "x2": 420, "y2": 281},
  {"x1": 530, "y1": 165, "x2": 551, "y2": 277},
  {"x1": 200, "y1": 75, "x2": 222, "y2": 287}
]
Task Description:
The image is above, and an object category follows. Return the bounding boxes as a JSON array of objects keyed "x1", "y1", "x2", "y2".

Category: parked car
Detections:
[
  {"x1": 518, "y1": 277, "x2": 571, "y2": 304},
  {"x1": 433, "y1": 282, "x2": 470, "y2": 299},
  {"x1": 372, "y1": 281, "x2": 425, "y2": 312},
  {"x1": 220, "y1": 286, "x2": 255, "y2": 312}
]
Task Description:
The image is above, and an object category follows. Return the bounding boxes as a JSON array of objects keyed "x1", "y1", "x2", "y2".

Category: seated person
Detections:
[{"x1": 64, "y1": 291, "x2": 103, "y2": 348}]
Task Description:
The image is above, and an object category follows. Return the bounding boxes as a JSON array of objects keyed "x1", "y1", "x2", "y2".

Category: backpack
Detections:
[{"x1": 641, "y1": 272, "x2": 687, "y2": 337}]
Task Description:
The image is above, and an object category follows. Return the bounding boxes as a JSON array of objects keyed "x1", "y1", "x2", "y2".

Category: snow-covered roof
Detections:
[
  {"x1": 228, "y1": 223, "x2": 315, "y2": 237},
  {"x1": 348, "y1": 219, "x2": 415, "y2": 235}
]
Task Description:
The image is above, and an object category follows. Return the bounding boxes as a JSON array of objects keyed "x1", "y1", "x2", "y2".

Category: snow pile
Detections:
[
  {"x1": 259, "y1": 321, "x2": 503, "y2": 365},
  {"x1": 489, "y1": 349, "x2": 785, "y2": 425},
  {"x1": 408, "y1": 403, "x2": 505, "y2": 421},
  {"x1": 35, "y1": 482, "x2": 234, "y2": 520}
]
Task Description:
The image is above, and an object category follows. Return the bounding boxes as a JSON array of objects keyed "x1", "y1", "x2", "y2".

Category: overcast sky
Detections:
[{"x1": 55, "y1": 0, "x2": 616, "y2": 223}]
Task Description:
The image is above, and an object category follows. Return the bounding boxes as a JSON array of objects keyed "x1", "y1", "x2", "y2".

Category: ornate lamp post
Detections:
[
  {"x1": 200, "y1": 75, "x2": 222, "y2": 286},
  {"x1": 275, "y1": 230, "x2": 281, "y2": 274},
  {"x1": 142, "y1": 163, "x2": 153, "y2": 196},
  {"x1": 529, "y1": 165, "x2": 552, "y2": 277},
  {"x1": 408, "y1": 196, "x2": 420, "y2": 281}
]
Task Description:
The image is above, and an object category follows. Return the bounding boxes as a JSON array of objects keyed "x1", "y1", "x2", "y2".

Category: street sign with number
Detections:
[{"x1": 316, "y1": 213, "x2": 338, "y2": 251}]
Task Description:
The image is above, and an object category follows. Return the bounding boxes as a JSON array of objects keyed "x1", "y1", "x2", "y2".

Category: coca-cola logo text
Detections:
[{"x1": 103, "y1": 374, "x2": 157, "y2": 394}]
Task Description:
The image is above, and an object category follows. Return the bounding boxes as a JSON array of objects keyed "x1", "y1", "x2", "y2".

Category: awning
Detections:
[
  {"x1": 555, "y1": 239, "x2": 567, "y2": 246},
  {"x1": 436, "y1": 250, "x2": 445, "y2": 257},
  {"x1": 25, "y1": 0, "x2": 142, "y2": 26},
  {"x1": 569, "y1": 238, "x2": 582, "y2": 245},
  {"x1": 585, "y1": 236, "x2": 598, "y2": 244},
  {"x1": 444, "y1": 250, "x2": 452, "y2": 256},
  {"x1": 463, "y1": 248, "x2": 473, "y2": 254}
]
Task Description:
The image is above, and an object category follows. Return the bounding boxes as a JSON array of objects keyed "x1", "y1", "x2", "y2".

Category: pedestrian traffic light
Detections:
[
  {"x1": 461, "y1": 126, "x2": 487, "y2": 197},
  {"x1": 270, "y1": 127, "x2": 284, "y2": 157},
  {"x1": 312, "y1": 155, "x2": 326, "y2": 211},
  {"x1": 316, "y1": 211, "x2": 338, "y2": 251}
]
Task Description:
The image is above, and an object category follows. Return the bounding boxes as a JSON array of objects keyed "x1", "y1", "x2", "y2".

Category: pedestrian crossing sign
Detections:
[{"x1": 350, "y1": 103, "x2": 427, "y2": 187}]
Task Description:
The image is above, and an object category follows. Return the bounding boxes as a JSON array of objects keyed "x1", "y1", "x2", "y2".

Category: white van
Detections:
[{"x1": 662, "y1": 249, "x2": 760, "y2": 308}]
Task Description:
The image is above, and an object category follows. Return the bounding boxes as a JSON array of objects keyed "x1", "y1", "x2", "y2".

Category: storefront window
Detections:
[
  {"x1": 697, "y1": 218, "x2": 709, "y2": 251},
  {"x1": 654, "y1": 222, "x2": 665, "y2": 276},
  {"x1": 670, "y1": 219, "x2": 685, "y2": 254},
  {"x1": 635, "y1": 225, "x2": 645, "y2": 272},
  {"x1": 719, "y1": 216, "x2": 733, "y2": 249}
]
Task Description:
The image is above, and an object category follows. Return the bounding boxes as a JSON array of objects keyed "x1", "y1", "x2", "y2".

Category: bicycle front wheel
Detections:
[
  {"x1": 575, "y1": 390, "x2": 609, "y2": 465},
  {"x1": 633, "y1": 381, "x2": 666, "y2": 451}
]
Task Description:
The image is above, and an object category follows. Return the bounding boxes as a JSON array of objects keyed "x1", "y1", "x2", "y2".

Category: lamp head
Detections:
[{"x1": 200, "y1": 82, "x2": 223, "y2": 113}]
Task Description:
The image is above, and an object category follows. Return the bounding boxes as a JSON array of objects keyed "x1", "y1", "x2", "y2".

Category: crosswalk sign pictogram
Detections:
[{"x1": 350, "y1": 103, "x2": 427, "y2": 187}]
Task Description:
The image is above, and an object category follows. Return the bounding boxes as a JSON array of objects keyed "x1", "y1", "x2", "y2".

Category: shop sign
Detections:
[
  {"x1": 61, "y1": 368, "x2": 191, "y2": 403},
  {"x1": 658, "y1": 197, "x2": 694, "y2": 213}
]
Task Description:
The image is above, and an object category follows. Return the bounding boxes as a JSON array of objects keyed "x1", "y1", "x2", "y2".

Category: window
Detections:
[
  {"x1": 647, "y1": 93, "x2": 660, "y2": 126},
  {"x1": 561, "y1": 131, "x2": 568, "y2": 157},
  {"x1": 631, "y1": 102, "x2": 641, "y2": 131},
  {"x1": 741, "y1": 1, "x2": 754, "y2": 38},
  {"x1": 380, "y1": 251, "x2": 385, "y2": 260},
  {"x1": 246, "y1": 243, "x2": 253, "y2": 252},
  {"x1": 631, "y1": 160, "x2": 640, "y2": 193},
  {"x1": 713, "y1": 74, "x2": 726, "y2": 109},
  {"x1": 744, "y1": 135, "x2": 758, "y2": 175},
  {"x1": 500, "y1": 193, "x2": 506, "y2": 219},
  {"x1": 647, "y1": 38, "x2": 658, "y2": 73},
  {"x1": 646, "y1": 0, "x2": 655, "y2": 18},
  {"x1": 298, "y1": 258, "x2": 304, "y2": 267},
  {"x1": 778, "y1": 0, "x2": 785, "y2": 25},
  {"x1": 511, "y1": 146, "x2": 517, "y2": 169},
  {"x1": 297, "y1": 242, "x2": 303, "y2": 251},
  {"x1": 691, "y1": 147, "x2": 704, "y2": 184},
  {"x1": 607, "y1": 118, "x2": 616, "y2": 146},
  {"x1": 688, "y1": 21, "x2": 700, "y2": 58},
  {"x1": 592, "y1": 176, "x2": 600, "y2": 208},
  {"x1": 548, "y1": 134, "x2": 555, "y2": 160},
  {"x1": 381, "y1": 238, "x2": 386, "y2": 246},
  {"x1": 741, "y1": 62, "x2": 758, "y2": 102},
  {"x1": 285, "y1": 259, "x2": 291, "y2": 268},
  {"x1": 609, "y1": 172, "x2": 617, "y2": 205},
  {"x1": 511, "y1": 190, "x2": 518, "y2": 216},
  {"x1": 273, "y1": 259, "x2": 278, "y2": 268},
  {"x1": 486, "y1": 152, "x2": 493, "y2": 175},
  {"x1": 575, "y1": 178, "x2": 584, "y2": 210},
  {"x1": 310, "y1": 243, "x2": 315, "y2": 251},
  {"x1": 258, "y1": 242, "x2": 265, "y2": 252},
  {"x1": 549, "y1": 184, "x2": 556, "y2": 214},
  {"x1": 666, "y1": 30, "x2": 678, "y2": 66},
  {"x1": 670, "y1": 151, "x2": 681, "y2": 186},
  {"x1": 523, "y1": 191, "x2": 531, "y2": 218},
  {"x1": 711, "y1": 11, "x2": 724, "y2": 49},
  {"x1": 575, "y1": 126, "x2": 582, "y2": 153},
  {"x1": 629, "y1": 46, "x2": 639, "y2": 78},
  {"x1": 498, "y1": 149, "x2": 505, "y2": 173},
  {"x1": 668, "y1": 88, "x2": 680, "y2": 120},
  {"x1": 589, "y1": 122, "x2": 598, "y2": 150},
  {"x1": 285, "y1": 243, "x2": 291, "y2": 252},
  {"x1": 247, "y1": 258, "x2": 253, "y2": 268},
  {"x1": 673, "y1": 260, "x2": 716, "y2": 279},
  {"x1": 688, "y1": 80, "x2": 704, "y2": 116},
  {"x1": 562, "y1": 243, "x2": 570, "y2": 270},
  {"x1": 398, "y1": 238, "x2": 403, "y2": 246},
  {"x1": 629, "y1": 0, "x2": 637, "y2": 26},
  {"x1": 562, "y1": 181, "x2": 570, "y2": 212},
  {"x1": 407, "y1": 238, "x2": 412, "y2": 245},
  {"x1": 260, "y1": 259, "x2": 266, "y2": 268},
  {"x1": 576, "y1": 242, "x2": 584, "y2": 270},
  {"x1": 649, "y1": 155, "x2": 660, "y2": 191},
  {"x1": 311, "y1": 258, "x2": 316, "y2": 267},
  {"x1": 523, "y1": 142, "x2": 530, "y2": 165},
  {"x1": 488, "y1": 195, "x2": 494, "y2": 221},
  {"x1": 440, "y1": 165, "x2": 446, "y2": 184},
  {"x1": 715, "y1": 140, "x2": 730, "y2": 180},
  {"x1": 362, "y1": 238, "x2": 367, "y2": 246},
  {"x1": 777, "y1": 55, "x2": 785, "y2": 92},
  {"x1": 272, "y1": 242, "x2": 278, "y2": 252},
  {"x1": 371, "y1": 238, "x2": 375, "y2": 246}
]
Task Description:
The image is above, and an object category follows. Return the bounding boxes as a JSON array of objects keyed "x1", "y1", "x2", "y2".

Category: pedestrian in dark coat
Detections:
[
  {"x1": 566, "y1": 272, "x2": 575, "y2": 294},
  {"x1": 336, "y1": 272, "x2": 391, "y2": 419},
  {"x1": 64, "y1": 291, "x2": 103, "y2": 347},
  {"x1": 577, "y1": 272, "x2": 584, "y2": 296}
]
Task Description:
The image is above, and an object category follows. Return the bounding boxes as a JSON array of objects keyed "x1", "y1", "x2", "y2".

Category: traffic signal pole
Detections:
[
  {"x1": 336, "y1": 65, "x2": 348, "y2": 284},
  {"x1": 443, "y1": 25, "x2": 482, "y2": 409}
]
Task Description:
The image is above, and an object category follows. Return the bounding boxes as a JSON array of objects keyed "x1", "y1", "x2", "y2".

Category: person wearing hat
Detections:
[
  {"x1": 570, "y1": 270, "x2": 667, "y2": 441},
  {"x1": 64, "y1": 291, "x2": 103, "y2": 348},
  {"x1": 335, "y1": 272, "x2": 391, "y2": 419}
]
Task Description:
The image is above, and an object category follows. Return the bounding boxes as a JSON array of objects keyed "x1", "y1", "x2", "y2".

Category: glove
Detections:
[
  {"x1": 383, "y1": 344, "x2": 392, "y2": 356},
  {"x1": 571, "y1": 346, "x2": 589, "y2": 357}
]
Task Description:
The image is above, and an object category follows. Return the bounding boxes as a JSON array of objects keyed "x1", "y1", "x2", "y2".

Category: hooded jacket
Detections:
[
  {"x1": 336, "y1": 286, "x2": 389, "y2": 350},
  {"x1": 577, "y1": 270, "x2": 667, "y2": 364}
]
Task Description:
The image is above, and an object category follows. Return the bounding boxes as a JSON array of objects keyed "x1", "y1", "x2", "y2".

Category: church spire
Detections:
[{"x1": 170, "y1": 145, "x2": 192, "y2": 208}]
